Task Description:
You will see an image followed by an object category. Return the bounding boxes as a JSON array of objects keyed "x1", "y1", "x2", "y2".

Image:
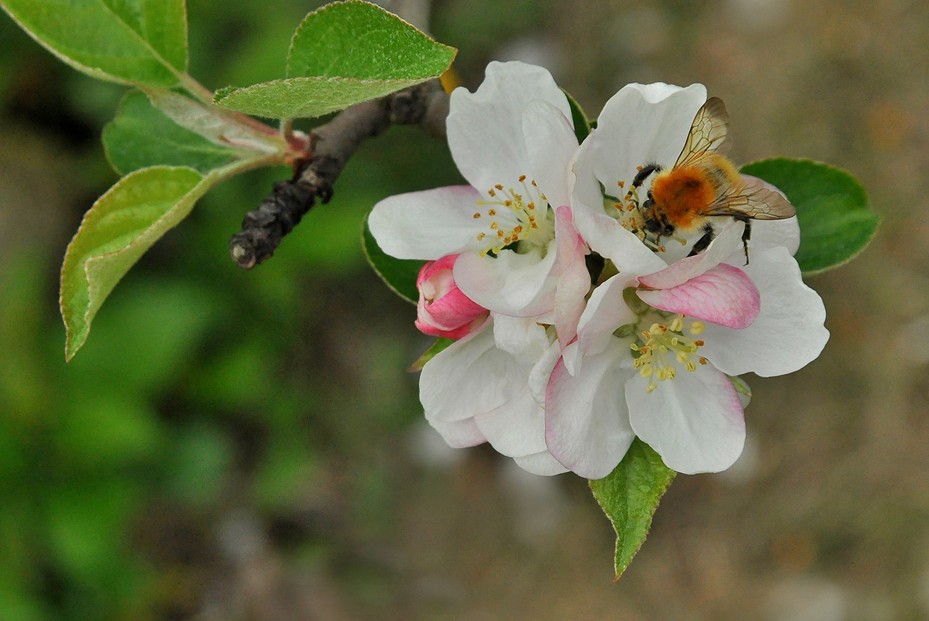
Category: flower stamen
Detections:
[
  {"x1": 631, "y1": 315, "x2": 707, "y2": 391},
  {"x1": 475, "y1": 176, "x2": 554, "y2": 254}
]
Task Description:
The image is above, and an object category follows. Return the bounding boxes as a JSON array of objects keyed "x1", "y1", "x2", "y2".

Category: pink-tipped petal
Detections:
[
  {"x1": 552, "y1": 206, "x2": 591, "y2": 349},
  {"x1": 637, "y1": 263, "x2": 761, "y2": 329},
  {"x1": 545, "y1": 353, "x2": 636, "y2": 479},
  {"x1": 627, "y1": 366, "x2": 746, "y2": 474},
  {"x1": 638, "y1": 221, "x2": 744, "y2": 289}
]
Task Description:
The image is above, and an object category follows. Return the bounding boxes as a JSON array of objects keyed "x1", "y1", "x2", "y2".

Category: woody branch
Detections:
[{"x1": 229, "y1": 78, "x2": 450, "y2": 270}]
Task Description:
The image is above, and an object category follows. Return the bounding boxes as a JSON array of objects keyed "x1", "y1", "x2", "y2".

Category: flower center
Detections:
[
  {"x1": 472, "y1": 175, "x2": 554, "y2": 254},
  {"x1": 629, "y1": 315, "x2": 708, "y2": 392}
]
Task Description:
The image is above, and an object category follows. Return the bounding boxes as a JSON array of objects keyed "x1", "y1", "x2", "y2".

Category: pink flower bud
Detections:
[{"x1": 415, "y1": 255, "x2": 489, "y2": 339}]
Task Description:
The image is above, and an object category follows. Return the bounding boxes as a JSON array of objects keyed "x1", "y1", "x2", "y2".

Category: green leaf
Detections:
[
  {"x1": 214, "y1": 77, "x2": 425, "y2": 119},
  {"x1": 362, "y1": 213, "x2": 423, "y2": 304},
  {"x1": 60, "y1": 166, "x2": 217, "y2": 360},
  {"x1": 103, "y1": 91, "x2": 240, "y2": 174},
  {"x1": 286, "y1": 0, "x2": 455, "y2": 80},
  {"x1": 1, "y1": 0, "x2": 188, "y2": 87},
  {"x1": 740, "y1": 158, "x2": 879, "y2": 274},
  {"x1": 214, "y1": 0, "x2": 456, "y2": 119},
  {"x1": 563, "y1": 89, "x2": 591, "y2": 143},
  {"x1": 589, "y1": 439, "x2": 676, "y2": 580}
]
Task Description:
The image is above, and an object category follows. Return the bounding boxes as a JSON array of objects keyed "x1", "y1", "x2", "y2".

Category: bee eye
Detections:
[
  {"x1": 644, "y1": 218, "x2": 661, "y2": 233},
  {"x1": 663, "y1": 224, "x2": 674, "y2": 236}
]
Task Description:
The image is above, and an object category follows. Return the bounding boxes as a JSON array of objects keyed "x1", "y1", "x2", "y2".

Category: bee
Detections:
[{"x1": 629, "y1": 97, "x2": 795, "y2": 263}]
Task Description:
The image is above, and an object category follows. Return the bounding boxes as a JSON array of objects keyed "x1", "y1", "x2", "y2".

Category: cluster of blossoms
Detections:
[{"x1": 369, "y1": 62, "x2": 829, "y2": 478}]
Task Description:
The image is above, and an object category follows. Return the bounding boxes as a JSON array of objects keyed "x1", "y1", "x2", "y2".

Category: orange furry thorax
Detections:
[{"x1": 648, "y1": 154, "x2": 740, "y2": 232}]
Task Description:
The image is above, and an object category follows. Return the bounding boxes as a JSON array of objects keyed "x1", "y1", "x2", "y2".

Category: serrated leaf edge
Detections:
[{"x1": 60, "y1": 166, "x2": 212, "y2": 360}]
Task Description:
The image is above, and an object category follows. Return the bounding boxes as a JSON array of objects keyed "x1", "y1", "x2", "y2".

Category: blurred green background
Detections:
[{"x1": 0, "y1": 0, "x2": 923, "y2": 619}]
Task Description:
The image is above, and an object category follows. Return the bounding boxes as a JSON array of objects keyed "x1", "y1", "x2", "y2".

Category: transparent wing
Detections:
[
  {"x1": 706, "y1": 174, "x2": 796, "y2": 220},
  {"x1": 673, "y1": 97, "x2": 730, "y2": 168}
]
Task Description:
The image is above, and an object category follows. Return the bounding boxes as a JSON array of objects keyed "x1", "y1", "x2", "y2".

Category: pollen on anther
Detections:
[
  {"x1": 488, "y1": 188, "x2": 496, "y2": 197},
  {"x1": 495, "y1": 184, "x2": 504, "y2": 191},
  {"x1": 488, "y1": 209, "x2": 496, "y2": 216},
  {"x1": 518, "y1": 174, "x2": 527, "y2": 182},
  {"x1": 618, "y1": 180, "x2": 625, "y2": 188},
  {"x1": 473, "y1": 212, "x2": 481, "y2": 219}
]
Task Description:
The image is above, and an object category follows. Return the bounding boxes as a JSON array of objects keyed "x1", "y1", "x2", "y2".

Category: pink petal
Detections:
[{"x1": 637, "y1": 263, "x2": 760, "y2": 329}]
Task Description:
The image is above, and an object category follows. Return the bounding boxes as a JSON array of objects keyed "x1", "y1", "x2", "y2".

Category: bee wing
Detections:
[
  {"x1": 706, "y1": 175, "x2": 797, "y2": 220},
  {"x1": 673, "y1": 97, "x2": 731, "y2": 168}
]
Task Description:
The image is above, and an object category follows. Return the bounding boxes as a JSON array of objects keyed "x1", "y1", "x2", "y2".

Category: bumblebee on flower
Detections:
[{"x1": 369, "y1": 61, "x2": 829, "y2": 480}]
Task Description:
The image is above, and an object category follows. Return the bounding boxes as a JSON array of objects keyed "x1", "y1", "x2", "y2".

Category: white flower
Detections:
[
  {"x1": 368, "y1": 61, "x2": 589, "y2": 322},
  {"x1": 544, "y1": 84, "x2": 830, "y2": 477}
]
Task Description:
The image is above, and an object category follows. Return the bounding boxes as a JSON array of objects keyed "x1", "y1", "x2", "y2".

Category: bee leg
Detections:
[
  {"x1": 687, "y1": 223, "x2": 716, "y2": 257},
  {"x1": 739, "y1": 218, "x2": 752, "y2": 265},
  {"x1": 631, "y1": 163, "x2": 661, "y2": 190}
]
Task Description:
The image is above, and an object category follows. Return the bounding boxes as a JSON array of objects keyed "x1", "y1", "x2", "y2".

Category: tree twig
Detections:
[{"x1": 229, "y1": 79, "x2": 450, "y2": 270}]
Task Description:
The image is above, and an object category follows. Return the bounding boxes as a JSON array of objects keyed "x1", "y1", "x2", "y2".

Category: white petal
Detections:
[
  {"x1": 572, "y1": 275, "x2": 638, "y2": 368},
  {"x1": 454, "y1": 242, "x2": 557, "y2": 316},
  {"x1": 545, "y1": 352, "x2": 637, "y2": 479},
  {"x1": 514, "y1": 451, "x2": 569, "y2": 476},
  {"x1": 522, "y1": 100, "x2": 578, "y2": 208},
  {"x1": 428, "y1": 417, "x2": 487, "y2": 448},
  {"x1": 701, "y1": 246, "x2": 829, "y2": 377},
  {"x1": 492, "y1": 313, "x2": 551, "y2": 359},
  {"x1": 368, "y1": 185, "x2": 484, "y2": 260},
  {"x1": 748, "y1": 216, "x2": 801, "y2": 256},
  {"x1": 627, "y1": 366, "x2": 746, "y2": 474},
  {"x1": 577, "y1": 83, "x2": 707, "y2": 195},
  {"x1": 447, "y1": 61, "x2": 571, "y2": 193},
  {"x1": 571, "y1": 205, "x2": 666, "y2": 275},
  {"x1": 474, "y1": 384, "x2": 547, "y2": 458},
  {"x1": 420, "y1": 325, "x2": 519, "y2": 428}
]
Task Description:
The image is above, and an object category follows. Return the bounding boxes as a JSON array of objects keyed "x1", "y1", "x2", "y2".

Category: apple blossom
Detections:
[
  {"x1": 368, "y1": 60, "x2": 590, "y2": 322},
  {"x1": 543, "y1": 82, "x2": 831, "y2": 477}
]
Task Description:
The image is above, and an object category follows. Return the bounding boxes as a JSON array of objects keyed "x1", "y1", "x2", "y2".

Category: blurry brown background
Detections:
[{"x1": 0, "y1": 0, "x2": 921, "y2": 619}]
